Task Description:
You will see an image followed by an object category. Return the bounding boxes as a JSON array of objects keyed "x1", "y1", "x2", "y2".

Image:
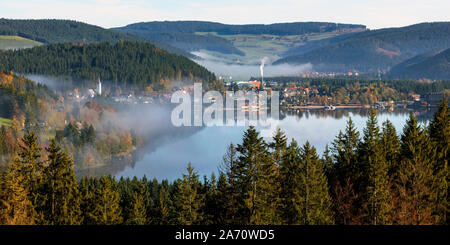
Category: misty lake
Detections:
[{"x1": 116, "y1": 108, "x2": 436, "y2": 181}]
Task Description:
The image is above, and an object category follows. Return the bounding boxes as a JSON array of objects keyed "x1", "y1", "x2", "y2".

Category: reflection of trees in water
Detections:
[
  {"x1": 282, "y1": 108, "x2": 437, "y2": 123},
  {"x1": 80, "y1": 106, "x2": 437, "y2": 177}
]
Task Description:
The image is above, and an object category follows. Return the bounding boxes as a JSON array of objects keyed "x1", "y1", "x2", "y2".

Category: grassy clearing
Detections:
[
  {"x1": 195, "y1": 32, "x2": 310, "y2": 63},
  {"x1": 0, "y1": 117, "x2": 12, "y2": 127},
  {"x1": 0, "y1": 35, "x2": 42, "y2": 50}
]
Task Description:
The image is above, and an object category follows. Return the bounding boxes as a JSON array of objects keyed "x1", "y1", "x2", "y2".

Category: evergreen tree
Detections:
[
  {"x1": 299, "y1": 142, "x2": 334, "y2": 225},
  {"x1": 331, "y1": 117, "x2": 360, "y2": 185},
  {"x1": 359, "y1": 110, "x2": 392, "y2": 225},
  {"x1": 428, "y1": 97, "x2": 449, "y2": 224},
  {"x1": 218, "y1": 143, "x2": 241, "y2": 224},
  {"x1": 39, "y1": 139, "x2": 82, "y2": 225},
  {"x1": 279, "y1": 139, "x2": 302, "y2": 224},
  {"x1": 381, "y1": 119, "x2": 400, "y2": 181},
  {"x1": 269, "y1": 127, "x2": 287, "y2": 167},
  {"x1": 393, "y1": 113, "x2": 436, "y2": 224},
  {"x1": 0, "y1": 157, "x2": 35, "y2": 225},
  {"x1": 158, "y1": 185, "x2": 172, "y2": 225},
  {"x1": 127, "y1": 182, "x2": 149, "y2": 225},
  {"x1": 236, "y1": 126, "x2": 278, "y2": 224},
  {"x1": 177, "y1": 163, "x2": 204, "y2": 225},
  {"x1": 89, "y1": 176, "x2": 123, "y2": 225}
]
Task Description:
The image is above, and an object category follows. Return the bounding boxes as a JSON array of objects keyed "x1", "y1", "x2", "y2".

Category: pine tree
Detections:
[
  {"x1": 428, "y1": 97, "x2": 449, "y2": 224},
  {"x1": 393, "y1": 113, "x2": 436, "y2": 224},
  {"x1": 359, "y1": 110, "x2": 392, "y2": 225},
  {"x1": 177, "y1": 163, "x2": 204, "y2": 225},
  {"x1": 0, "y1": 157, "x2": 35, "y2": 225},
  {"x1": 158, "y1": 185, "x2": 171, "y2": 225},
  {"x1": 269, "y1": 127, "x2": 287, "y2": 167},
  {"x1": 279, "y1": 139, "x2": 302, "y2": 224},
  {"x1": 299, "y1": 141, "x2": 334, "y2": 225},
  {"x1": 218, "y1": 143, "x2": 241, "y2": 224},
  {"x1": 381, "y1": 119, "x2": 400, "y2": 181},
  {"x1": 331, "y1": 117, "x2": 360, "y2": 185},
  {"x1": 40, "y1": 139, "x2": 82, "y2": 225},
  {"x1": 127, "y1": 182, "x2": 149, "y2": 225},
  {"x1": 89, "y1": 176, "x2": 123, "y2": 225},
  {"x1": 236, "y1": 126, "x2": 278, "y2": 224}
]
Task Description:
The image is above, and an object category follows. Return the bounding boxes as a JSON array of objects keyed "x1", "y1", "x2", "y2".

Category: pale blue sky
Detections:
[{"x1": 0, "y1": 0, "x2": 448, "y2": 29}]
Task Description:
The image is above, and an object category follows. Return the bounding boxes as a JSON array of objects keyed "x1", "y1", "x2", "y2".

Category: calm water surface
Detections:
[{"x1": 116, "y1": 108, "x2": 435, "y2": 181}]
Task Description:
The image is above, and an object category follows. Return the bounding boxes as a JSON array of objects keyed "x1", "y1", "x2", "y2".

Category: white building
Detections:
[{"x1": 96, "y1": 78, "x2": 102, "y2": 96}]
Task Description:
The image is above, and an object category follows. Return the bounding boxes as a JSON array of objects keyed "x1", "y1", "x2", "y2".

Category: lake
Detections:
[{"x1": 116, "y1": 108, "x2": 436, "y2": 181}]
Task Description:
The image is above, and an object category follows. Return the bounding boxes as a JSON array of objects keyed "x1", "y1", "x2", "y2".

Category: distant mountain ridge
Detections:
[
  {"x1": 275, "y1": 22, "x2": 450, "y2": 73},
  {"x1": 385, "y1": 48, "x2": 450, "y2": 80},
  {"x1": 0, "y1": 19, "x2": 196, "y2": 58},
  {"x1": 113, "y1": 20, "x2": 366, "y2": 63},
  {"x1": 115, "y1": 21, "x2": 366, "y2": 35}
]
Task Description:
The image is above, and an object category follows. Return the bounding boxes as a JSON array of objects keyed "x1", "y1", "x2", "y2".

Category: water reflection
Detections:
[{"x1": 116, "y1": 107, "x2": 437, "y2": 181}]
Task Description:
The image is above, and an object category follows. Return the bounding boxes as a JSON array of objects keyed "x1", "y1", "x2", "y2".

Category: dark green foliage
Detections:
[
  {"x1": 0, "y1": 42, "x2": 216, "y2": 90},
  {"x1": 1, "y1": 105, "x2": 449, "y2": 225},
  {"x1": 428, "y1": 97, "x2": 449, "y2": 224},
  {"x1": 386, "y1": 48, "x2": 450, "y2": 80},
  {"x1": 38, "y1": 140, "x2": 82, "y2": 225},
  {"x1": 115, "y1": 30, "x2": 245, "y2": 56},
  {"x1": 117, "y1": 21, "x2": 365, "y2": 36},
  {"x1": 276, "y1": 22, "x2": 450, "y2": 73}
]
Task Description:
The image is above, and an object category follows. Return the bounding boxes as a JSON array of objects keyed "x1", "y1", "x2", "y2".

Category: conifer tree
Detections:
[
  {"x1": 381, "y1": 120, "x2": 400, "y2": 181},
  {"x1": 127, "y1": 182, "x2": 149, "y2": 225},
  {"x1": 219, "y1": 143, "x2": 241, "y2": 224},
  {"x1": 299, "y1": 141, "x2": 334, "y2": 225},
  {"x1": 158, "y1": 185, "x2": 171, "y2": 225},
  {"x1": 177, "y1": 163, "x2": 204, "y2": 225},
  {"x1": 40, "y1": 139, "x2": 82, "y2": 225},
  {"x1": 359, "y1": 110, "x2": 392, "y2": 225},
  {"x1": 428, "y1": 97, "x2": 449, "y2": 224},
  {"x1": 269, "y1": 127, "x2": 287, "y2": 167},
  {"x1": 393, "y1": 113, "x2": 436, "y2": 224},
  {"x1": 0, "y1": 157, "x2": 35, "y2": 225},
  {"x1": 89, "y1": 176, "x2": 123, "y2": 225},
  {"x1": 331, "y1": 118, "x2": 360, "y2": 185},
  {"x1": 236, "y1": 126, "x2": 278, "y2": 224},
  {"x1": 278, "y1": 139, "x2": 302, "y2": 224}
]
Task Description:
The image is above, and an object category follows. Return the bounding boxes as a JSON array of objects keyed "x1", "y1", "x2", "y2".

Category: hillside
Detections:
[
  {"x1": 275, "y1": 22, "x2": 450, "y2": 73},
  {"x1": 0, "y1": 41, "x2": 216, "y2": 90},
  {"x1": 114, "y1": 21, "x2": 366, "y2": 64},
  {"x1": 113, "y1": 29, "x2": 245, "y2": 56},
  {"x1": 0, "y1": 35, "x2": 42, "y2": 50},
  {"x1": 386, "y1": 48, "x2": 450, "y2": 80},
  {"x1": 0, "y1": 19, "x2": 196, "y2": 58}
]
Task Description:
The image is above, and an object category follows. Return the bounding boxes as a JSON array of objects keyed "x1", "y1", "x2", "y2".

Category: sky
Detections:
[{"x1": 0, "y1": 0, "x2": 448, "y2": 29}]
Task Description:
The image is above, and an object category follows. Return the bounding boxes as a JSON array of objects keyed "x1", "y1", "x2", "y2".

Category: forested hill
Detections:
[
  {"x1": 116, "y1": 21, "x2": 366, "y2": 35},
  {"x1": 0, "y1": 41, "x2": 216, "y2": 90},
  {"x1": 386, "y1": 48, "x2": 450, "y2": 80},
  {"x1": 274, "y1": 22, "x2": 450, "y2": 73},
  {"x1": 113, "y1": 21, "x2": 365, "y2": 57},
  {"x1": 0, "y1": 19, "x2": 196, "y2": 58},
  {"x1": 0, "y1": 19, "x2": 143, "y2": 44}
]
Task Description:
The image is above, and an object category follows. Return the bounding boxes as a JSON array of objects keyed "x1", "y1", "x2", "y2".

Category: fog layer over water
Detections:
[{"x1": 116, "y1": 108, "x2": 435, "y2": 181}]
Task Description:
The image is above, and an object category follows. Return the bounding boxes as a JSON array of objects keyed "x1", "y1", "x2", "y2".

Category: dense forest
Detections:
[
  {"x1": 275, "y1": 22, "x2": 450, "y2": 74},
  {"x1": 0, "y1": 19, "x2": 195, "y2": 58},
  {"x1": 0, "y1": 98, "x2": 447, "y2": 225},
  {"x1": 386, "y1": 48, "x2": 450, "y2": 80},
  {"x1": 113, "y1": 30, "x2": 245, "y2": 56},
  {"x1": 0, "y1": 41, "x2": 216, "y2": 91},
  {"x1": 116, "y1": 21, "x2": 366, "y2": 35}
]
